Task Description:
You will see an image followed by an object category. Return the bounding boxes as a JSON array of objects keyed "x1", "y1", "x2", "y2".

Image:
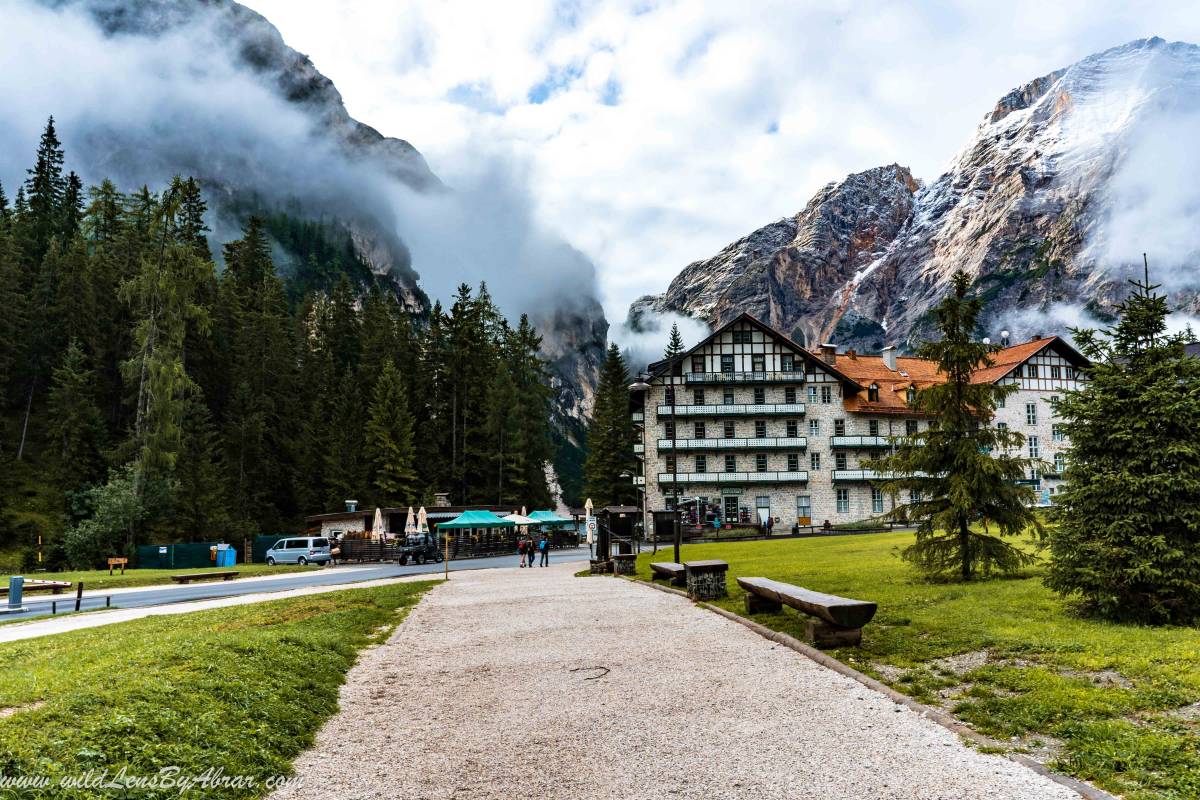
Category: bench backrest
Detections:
[{"x1": 737, "y1": 577, "x2": 876, "y2": 628}]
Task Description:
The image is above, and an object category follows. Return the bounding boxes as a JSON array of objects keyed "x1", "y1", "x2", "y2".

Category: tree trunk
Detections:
[{"x1": 960, "y1": 519, "x2": 972, "y2": 581}]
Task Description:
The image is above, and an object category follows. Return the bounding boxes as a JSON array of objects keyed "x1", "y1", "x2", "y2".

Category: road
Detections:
[{"x1": 3, "y1": 547, "x2": 594, "y2": 621}]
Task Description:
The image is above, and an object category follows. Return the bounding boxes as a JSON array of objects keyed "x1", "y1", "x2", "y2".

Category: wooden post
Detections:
[
  {"x1": 74, "y1": 581, "x2": 83, "y2": 612},
  {"x1": 444, "y1": 529, "x2": 449, "y2": 581}
]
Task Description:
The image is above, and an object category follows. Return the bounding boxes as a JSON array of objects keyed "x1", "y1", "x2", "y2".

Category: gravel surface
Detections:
[{"x1": 272, "y1": 564, "x2": 1079, "y2": 800}]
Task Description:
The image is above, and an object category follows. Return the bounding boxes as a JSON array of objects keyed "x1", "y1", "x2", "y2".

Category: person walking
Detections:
[
  {"x1": 517, "y1": 537, "x2": 528, "y2": 568},
  {"x1": 538, "y1": 535, "x2": 550, "y2": 567},
  {"x1": 526, "y1": 537, "x2": 536, "y2": 568}
]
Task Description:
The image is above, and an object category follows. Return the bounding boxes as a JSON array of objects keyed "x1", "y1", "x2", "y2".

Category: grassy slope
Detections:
[
  {"x1": 636, "y1": 534, "x2": 1200, "y2": 800},
  {"x1": 0, "y1": 580, "x2": 436, "y2": 799},
  {"x1": 1, "y1": 563, "x2": 321, "y2": 592}
]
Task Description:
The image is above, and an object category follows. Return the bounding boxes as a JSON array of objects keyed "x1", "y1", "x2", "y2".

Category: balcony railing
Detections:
[
  {"x1": 656, "y1": 403, "x2": 805, "y2": 417},
  {"x1": 832, "y1": 469, "x2": 928, "y2": 482},
  {"x1": 830, "y1": 435, "x2": 892, "y2": 448},
  {"x1": 633, "y1": 443, "x2": 644, "y2": 454},
  {"x1": 684, "y1": 371, "x2": 804, "y2": 384},
  {"x1": 631, "y1": 411, "x2": 644, "y2": 423},
  {"x1": 657, "y1": 437, "x2": 807, "y2": 451},
  {"x1": 656, "y1": 471, "x2": 809, "y2": 485},
  {"x1": 631, "y1": 475, "x2": 645, "y2": 485}
]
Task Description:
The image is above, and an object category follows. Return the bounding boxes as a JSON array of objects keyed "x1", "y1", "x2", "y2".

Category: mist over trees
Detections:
[{"x1": 0, "y1": 118, "x2": 557, "y2": 569}]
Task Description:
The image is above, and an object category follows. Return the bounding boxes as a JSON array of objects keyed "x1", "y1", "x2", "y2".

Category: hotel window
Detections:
[
  {"x1": 868, "y1": 420, "x2": 880, "y2": 437},
  {"x1": 867, "y1": 383, "x2": 879, "y2": 402},
  {"x1": 781, "y1": 353, "x2": 794, "y2": 372},
  {"x1": 786, "y1": 420, "x2": 799, "y2": 438},
  {"x1": 724, "y1": 455, "x2": 736, "y2": 472},
  {"x1": 796, "y1": 495, "x2": 812, "y2": 520},
  {"x1": 1028, "y1": 364, "x2": 1039, "y2": 379},
  {"x1": 1065, "y1": 367, "x2": 1075, "y2": 380},
  {"x1": 808, "y1": 385, "x2": 818, "y2": 403},
  {"x1": 810, "y1": 452, "x2": 821, "y2": 470},
  {"x1": 691, "y1": 356, "x2": 705, "y2": 374},
  {"x1": 787, "y1": 453, "x2": 800, "y2": 472},
  {"x1": 723, "y1": 389, "x2": 735, "y2": 405},
  {"x1": 751, "y1": 354, "x2": 766, "y2": 373},
  {"x1": 836, "y1": 488, "x2": 850, "y2": 514},
  {"x1": 733, "y1": 330, "x2": 751, "y2": 344},
  {"x1": 821, "y1": 386, "x2": 832, "y2": 404},
  {"x1": 664, "y1": 421, "x2": 675, "y2": 439},
  {"x1": 693, "y1": 388, "x2": 705, "y2": 405},
  {"x1": 834, "y1": 419, "x2": 846, "y2": 436},
  {"x1": 1028, "y1": 436, "x2": 1039, "y2": 459},
  {"x1": 835, "y1": 452, "x2": 848, "y2": 470},
  {"x1": 755, "y1": 420, "x2": 767, "y2": 438},
  {"x1": 905, "y1": 419, "x2": 918, "y2": 436},
  {"x1": 784, "y1": 387, "x2": 797, "y2": 404},
  {"x1": 720, "y1": 354, "x2": 735, "y2": 373},
  {"x1": 665, "y1": 387, "x2": 675, "y2": 404},
  {"x1": 695, "y1": 455, "x2": 707, "y2": 473},
  {"x1": 665, "y1": 456, "x2": 676, "y2": 473},
  {"x1": 997, "y1": 393, "x2": 1005, "y2": 409},
  {"x1": 1052, "y1": 425, "x2": 1064, "y2": 442},
  {"x1": 755, "y1": 453, "x2": 768, "y2": 472},
  {"x1": 694, "y1": 421, "x2": 706, "y2": 439},
  {"x1": 909, "y1": 489, "x2": 920, "y2": 504},
  {"x1": 1050, "y1": 364, "x2": 1061, "y2": 379},
  {"x1": 872, "y1": 488, "x2": 884, "y2": 514},
  {"x1": 753, "y1": 388, "x2": 765, "y2": 405},
  {"x1": 809, "y1": 419, "x2": 820, "y2": 436},
  {"x1": 1026, "y1": 403, "x2": 1037, "y2": 425},
  {"x1": 723, "y1": 420, "x2": 735, "y2": 438},
  {"x1": 1054, "y1": 453, "x2": 1066, "y2": 474},
  {"x1": 906, "y1": 386, "x2": 916, "y2": 404},
  {"x1": 806, "y1": 360, "x2": 816, "y2": 375}
]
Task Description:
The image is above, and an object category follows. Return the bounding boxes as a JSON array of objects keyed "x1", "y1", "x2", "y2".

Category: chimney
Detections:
[
  {"x1": 881, "y1": 345, "x2": 897, "y2": 371},
  {"x1": 847, "y1": 348, "x2": 857, "y2": 360},
  {"x1": 819, "y1": 343, "x2": 837, "y2": 365},
  {"x1": 1031, "y1": 333, "x2": 1043, "y2": 342}
]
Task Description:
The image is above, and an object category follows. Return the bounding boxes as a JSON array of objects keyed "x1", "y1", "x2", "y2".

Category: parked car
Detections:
[
  {"x1": 398, "y1": 533, "x2": 443, "y2": 565},
  {"x1": 266, "y1": 536, "x2": 332, "y2": 566}
]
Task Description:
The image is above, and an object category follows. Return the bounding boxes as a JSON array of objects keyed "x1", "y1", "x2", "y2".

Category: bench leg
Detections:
[
  {"x1": 805, "y1": 620, "x2": 862, "y2": 648},
  {"x1": 745, "y1": 593, "x2": 783, "y2": 615},
  {"x1": 671, "y1": 576, "x2": 687, "y2": 588}
]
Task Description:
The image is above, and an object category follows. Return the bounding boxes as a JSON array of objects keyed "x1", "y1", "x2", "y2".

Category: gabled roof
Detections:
[
  {"x1": 645, "y1": 312, "x2": 863, "y2": 388},
  {"x1": 970, "y1": 336, "x2": 1088, "y2": 384}
]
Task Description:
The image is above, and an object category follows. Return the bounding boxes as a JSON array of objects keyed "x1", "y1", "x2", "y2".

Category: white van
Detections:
[{"x1": 265, "y1": 537, "x2": 332, "y2": 566}]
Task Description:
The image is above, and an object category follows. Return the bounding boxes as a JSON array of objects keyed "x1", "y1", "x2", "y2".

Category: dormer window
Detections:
[
  {"x1": 868, "y1": 383, "x2": 879, "y2": 402},
  {"x1": 906, "y1": 386, "x2": 916, "y2": 404}
]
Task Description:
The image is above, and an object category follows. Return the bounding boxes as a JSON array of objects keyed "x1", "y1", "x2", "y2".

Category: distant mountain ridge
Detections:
[{"x1": 631, "y1": 37, "x2": 1200, "y2": 351}]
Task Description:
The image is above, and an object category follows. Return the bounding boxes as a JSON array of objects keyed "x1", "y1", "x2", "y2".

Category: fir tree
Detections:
[
  {"x1": 23, "y1": 116, "x2": 66, "y2": 262},
  {"x1": 871, "y1": 270, "x2": 1042, "y2": 581},
  {"x1": 364, "y1": 360, "x2": 419, "y2": 505},
  {"x1": 583, "y1": 343, "x2": 637, "y2": 507},
  {"x1": 1045, "y1": 271, "x2": 1200, "y2": 623},
  {"x1": 46, "y1": 339, "x2": 105, "y2": 489},
  {"x1": 171, "y1": 394, "x2": 234, "y2": 542},
  {"x1": 664, "y1": 322, "x2": 685, "y2": 359}
]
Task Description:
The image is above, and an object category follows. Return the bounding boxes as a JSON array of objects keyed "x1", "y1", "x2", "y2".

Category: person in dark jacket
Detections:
[
  {"x1": 538, "y1": 535, "x2": 550, "y2": 567},
  {"x1": 517, "y1": 537, "x2": 528, "y2": 568}
]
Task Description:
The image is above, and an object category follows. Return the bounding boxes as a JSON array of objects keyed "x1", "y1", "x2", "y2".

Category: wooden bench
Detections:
[
  {"x1": 170, "y1": 571, "x2": 239, "y2": 584},
  {"x1": 0, "y1": 579, "x2": 71, "y2": 596},
  {"x1": 737, "y1": 577, "x2": 876, "y2": 647},
  {"x1": 649, "y1": 562, "x2": 686, "y2": 586}
]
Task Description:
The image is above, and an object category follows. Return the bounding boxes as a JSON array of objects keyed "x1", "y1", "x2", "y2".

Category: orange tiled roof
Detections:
[
  {"x1": 831, "y1": 353, "x2": 945, "y2": 415},
  {"x1": 969, "y1": 337, "x2": 1057, "y2": 384}
]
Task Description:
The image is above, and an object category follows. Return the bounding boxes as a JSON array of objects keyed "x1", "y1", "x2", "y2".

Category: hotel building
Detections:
[{"x1": 629, "y1": 313, "x2": 1087, "y2": 530}]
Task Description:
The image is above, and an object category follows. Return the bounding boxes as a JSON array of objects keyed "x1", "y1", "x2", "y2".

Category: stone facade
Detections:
[{"x1": 631, "y1": 314, "x2": 1084, "y2": 528}]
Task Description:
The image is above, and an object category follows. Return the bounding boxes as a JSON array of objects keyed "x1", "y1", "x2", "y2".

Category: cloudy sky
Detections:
[{"x1": 242, "y1": 0, "x2": 1200, "y2": 323}]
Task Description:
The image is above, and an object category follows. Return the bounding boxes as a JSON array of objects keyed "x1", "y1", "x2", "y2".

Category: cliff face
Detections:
[
  {"x1": 40, "y1": 0, "x2": 605, "y2": 427},
  {"x1": 635, "y1": 37, "x2": 1200, "y2": 350}
]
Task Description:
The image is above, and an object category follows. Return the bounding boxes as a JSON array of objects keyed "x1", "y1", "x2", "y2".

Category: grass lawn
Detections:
[
  {"x1": 636, "y1": 533, "x2": 1200, "y2": 800},
  {"x1": 1, "y1": 562, "x2": 321, "y2": 592},
  {"x1": 0, "y1": 580, "x2": 436, "y2": 798}
]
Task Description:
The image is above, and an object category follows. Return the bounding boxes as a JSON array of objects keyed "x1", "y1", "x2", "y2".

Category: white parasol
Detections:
[{"x1": 405, "y1": 506, "x2": 417, "y2": 534}]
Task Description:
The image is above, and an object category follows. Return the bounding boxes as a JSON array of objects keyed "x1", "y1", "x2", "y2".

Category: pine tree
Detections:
[
  {"x1": 664, "y1": 322, "x2": 685, "y2": 359},
  {"x1": 170, "y1": 393, "x2": 234, "y2": 542},
  {"x1": 583, "y1": 343, "x2": 637, "y2": 507},
  {"x1": 1046, "y1": 272, "x2": 1200, "y2": 623},
  {"x1": 871, "y1": 270, "x2": 1042, "y2": 581},
  {"x1": 60, "y1": 171, "x2": 84, "y2": 241},
  {"x1": 364, "y1": 360, "x2": 419, "y2": 505},
  {"x1": 23, "y1": 116, "x2": 66, "y2": 263},
  {"x1": 46, "y1": 339, "x2": 106, "y2": 489}
]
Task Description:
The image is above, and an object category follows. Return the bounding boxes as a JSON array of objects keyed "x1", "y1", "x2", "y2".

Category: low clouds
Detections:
[{"x1": 245, "y1": 0, "x2": 1200, "y2": 339}]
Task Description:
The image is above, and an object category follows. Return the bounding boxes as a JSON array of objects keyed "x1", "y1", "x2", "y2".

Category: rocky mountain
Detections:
[
  {"x1": 632, "y1": 37, "x2": 1200, "y2": 351},
  {"x1": 33, "y1": 0, "x2": 605, "y2": 478}
]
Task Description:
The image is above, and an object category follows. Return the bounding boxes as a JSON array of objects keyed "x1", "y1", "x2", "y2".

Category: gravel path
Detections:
[{"x1": 273, "y1": 564, "x2": 1078, "y2": 800}]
